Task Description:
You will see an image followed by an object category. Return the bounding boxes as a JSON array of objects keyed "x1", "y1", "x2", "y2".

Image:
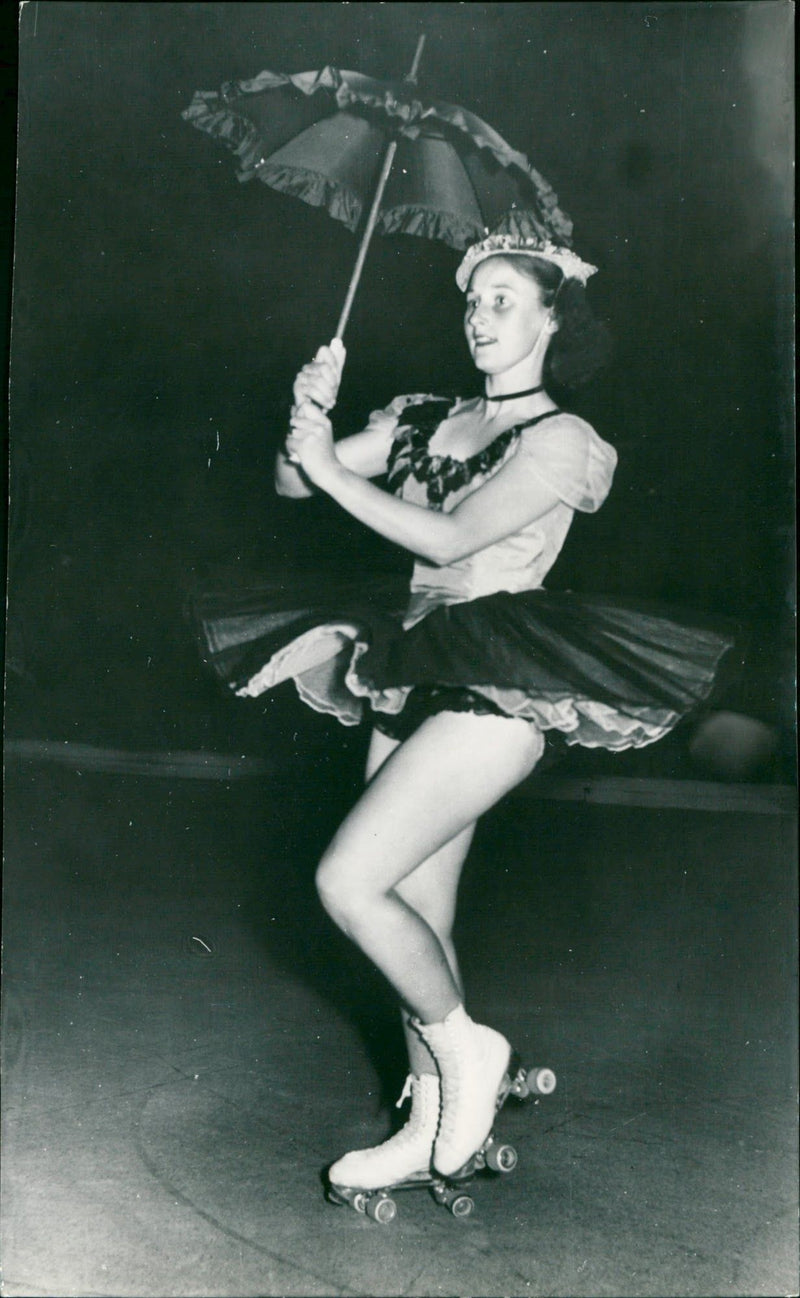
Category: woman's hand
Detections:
[
  {"x1": 292, "y1": 338, "x2": 346, "y2": 413},
  {"x1": 285, "y1": 400, "x2": 340, "y2": 487}
]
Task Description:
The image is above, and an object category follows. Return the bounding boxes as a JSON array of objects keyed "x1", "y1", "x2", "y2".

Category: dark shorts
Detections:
[{"x1": 371, "y1": 685, "x2": 519, "y2": 743}]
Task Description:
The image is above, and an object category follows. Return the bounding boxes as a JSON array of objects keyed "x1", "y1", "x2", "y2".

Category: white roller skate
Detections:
[
  {"x1": 326, "y1": 1073, "x2": 440, "y2": 1223},
  {"x1": 413, "y1": 1003, "x2": 518, "y2": 1179}
]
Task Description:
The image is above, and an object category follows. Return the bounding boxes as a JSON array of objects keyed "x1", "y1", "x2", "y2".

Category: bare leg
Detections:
[
  {"x1": 365, "y1": 726, "x2": 473, "y2": 1076},
  {"x1": 324, "y1": 714, "x2": 544, "y2": 1186},
  {"x1": 326, "y1": 728, "x2": 477, "y2": 1189},
  {"x1": 364, "y1": 729, "x2": 471, "y2": 989},
  {"x1": 316, "y1": 711, "x2": 545, "y2": 1024}
]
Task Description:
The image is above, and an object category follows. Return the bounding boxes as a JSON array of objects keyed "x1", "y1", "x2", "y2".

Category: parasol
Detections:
[{"x1": 182, "y1": 36, "x2": 574, "y2": 339}]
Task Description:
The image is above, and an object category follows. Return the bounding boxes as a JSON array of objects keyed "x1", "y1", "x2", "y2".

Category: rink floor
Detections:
[{"x1": 2, "y1": 746, "x2": 797, "y2": 1298}]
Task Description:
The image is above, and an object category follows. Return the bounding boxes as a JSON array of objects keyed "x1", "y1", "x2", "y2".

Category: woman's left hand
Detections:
[{"x1": 285, "y1": 400, "x2": 339, "y2": 486}]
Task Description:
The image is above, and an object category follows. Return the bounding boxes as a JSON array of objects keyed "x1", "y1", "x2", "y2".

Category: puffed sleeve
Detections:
[
  {"x1": 518, "y1": 414, "x2": 617, "y2": 513},
  {"x1": 361, "y1": 393, "x2": 444, "y2": 437}
]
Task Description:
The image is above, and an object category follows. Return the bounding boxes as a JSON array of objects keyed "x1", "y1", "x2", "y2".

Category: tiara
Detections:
[{"x1": 456, "y1": 234, "x2": 598, "y2": 291}]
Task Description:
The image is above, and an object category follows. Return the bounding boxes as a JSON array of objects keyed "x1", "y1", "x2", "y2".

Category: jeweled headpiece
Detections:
[{"x1": 456, "y1": 233, "x2": 598, "y2": 292}]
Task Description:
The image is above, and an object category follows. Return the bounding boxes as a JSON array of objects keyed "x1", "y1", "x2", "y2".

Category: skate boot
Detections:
[
  {"x1": 413, "y1": 1003, "x2": 512, "y2": 1179},
  {"x1": 327, "y1": 1072, "x2": 440, "y2": 1193}
]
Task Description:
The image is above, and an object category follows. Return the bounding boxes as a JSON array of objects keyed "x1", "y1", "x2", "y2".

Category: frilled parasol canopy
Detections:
[{"x1": 183, "y1": 40, "x2": 573, "y2": 336}]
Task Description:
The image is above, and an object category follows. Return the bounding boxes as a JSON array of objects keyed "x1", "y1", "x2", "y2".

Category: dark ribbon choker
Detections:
[{"x1": 484, "y1": 384, "x2": 544, "y2": 402}]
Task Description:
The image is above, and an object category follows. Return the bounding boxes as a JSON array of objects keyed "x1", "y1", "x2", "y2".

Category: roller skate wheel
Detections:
[
  {"x1": 449, "y1": 1193, "x2": 475, "y2": 1218},
  {"x1": 508, "y1": 1070, "x2": 530, "y2": 1099},
  {"x1": 367, "y1": 1195, "x2": 397, "y2": 1225},
  {"x1": 351, "y1": 1191, "x2": 368, "y2": 1214},
  {"x1": 486, "y1": 1141, "x2": 518, "y2": 1173},
  {"x1": 527, "y1": 1067, "x2": 556, "y2": 1095}
]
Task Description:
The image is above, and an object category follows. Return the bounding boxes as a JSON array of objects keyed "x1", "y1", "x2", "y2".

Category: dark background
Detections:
[{"x1": 5, "y1": 1, "x2": 795, "y2": 771}]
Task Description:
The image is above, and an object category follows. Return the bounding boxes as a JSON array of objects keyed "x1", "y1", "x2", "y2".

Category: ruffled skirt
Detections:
[{"x1": 188, "y1": 574, "x2": 736, "y2": 751}]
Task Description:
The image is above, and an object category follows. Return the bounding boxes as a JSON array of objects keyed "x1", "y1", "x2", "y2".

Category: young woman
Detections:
[{"x1": 195, "y1": 226, "x2": 733, "y2": 1194}]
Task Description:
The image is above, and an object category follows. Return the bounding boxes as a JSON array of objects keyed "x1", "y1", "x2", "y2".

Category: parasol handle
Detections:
[
  {"x1": 334, "y1": 34, "x2": 426, "y2": 340},
  {"x1": 406, "y1": 34, "x2": 426, "y2": 84},
  {"x1": 334, "y1": 138, "x2": 398, "y2": 339}
]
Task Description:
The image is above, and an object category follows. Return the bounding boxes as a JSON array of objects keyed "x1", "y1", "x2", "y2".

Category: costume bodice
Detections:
[{"x1": 375, "y1": 396, "x2": 617, "y2": 627}]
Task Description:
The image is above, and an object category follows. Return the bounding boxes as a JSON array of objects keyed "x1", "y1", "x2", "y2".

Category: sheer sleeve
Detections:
[{"x1": 518, "y1": 414, "x2": 617, "y2": 513}]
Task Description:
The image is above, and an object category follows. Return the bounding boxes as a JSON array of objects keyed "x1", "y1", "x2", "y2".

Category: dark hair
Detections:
[{"x1": 492, "y1": 254, "x2": 612, "y2": 390}]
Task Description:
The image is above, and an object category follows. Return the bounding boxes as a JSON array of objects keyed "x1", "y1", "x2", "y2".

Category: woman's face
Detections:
[{"x1": 463, "y1": 256, "x2": 553, "y2": 377}]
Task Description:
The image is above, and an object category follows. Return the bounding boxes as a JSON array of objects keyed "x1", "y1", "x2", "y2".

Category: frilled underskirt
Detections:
[{"x1": 189, "y1": 573, "x2": 736, "y2": 751}]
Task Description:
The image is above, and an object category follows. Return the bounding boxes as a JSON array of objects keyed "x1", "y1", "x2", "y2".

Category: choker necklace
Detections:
[{"x1": 484, "y1": 384, "x2": 544, "y2": 402}]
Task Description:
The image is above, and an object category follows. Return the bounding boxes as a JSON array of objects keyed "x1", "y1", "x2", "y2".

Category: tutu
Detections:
[
  {"x1": 188, "y1": 571, "x2": 407, "y2": 701},
  {"x1": 189, "y1": 393, "x2": 736, "y2": 751},
  {"x1": 189, "y1": 573, "x2": 736, "y2": 751}
]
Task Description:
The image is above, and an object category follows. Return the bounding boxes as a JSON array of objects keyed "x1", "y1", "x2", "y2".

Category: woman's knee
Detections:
[{"x1": 315, "y1": 850, "x2": 372, "y2": 930}]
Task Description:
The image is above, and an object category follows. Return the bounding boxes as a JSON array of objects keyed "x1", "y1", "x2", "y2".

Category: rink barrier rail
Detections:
[{"x1": 4, "y1": 739, "x2": 796, "y2": 814}]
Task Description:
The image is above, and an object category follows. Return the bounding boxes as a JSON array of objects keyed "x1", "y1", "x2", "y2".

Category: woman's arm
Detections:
[
  {"x1": 286, "y1": 403, "x2": 569, "y2": 564},
  {"x1": 275, "y1": 427, "x2": 394, "y2": 498},
  {"x1": 274, "y1": 446, "x2": 316, "y2": 498},
  {"x1": 275, "y1": 424, "x2": 396, "y2": 497}
]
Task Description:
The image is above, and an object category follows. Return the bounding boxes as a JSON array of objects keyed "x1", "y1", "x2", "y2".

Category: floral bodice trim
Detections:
[{"x1": 385, "y1": 398, "x2": 561, "y2": 509}]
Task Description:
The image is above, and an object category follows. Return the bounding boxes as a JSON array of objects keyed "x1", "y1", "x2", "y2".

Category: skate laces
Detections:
[
  {"x1": 394, "y1": 1075, "x2": 437, "y2": 1141},
  {"x1": 395, "y1": 1074, "x2": 414, "y2": 1108},
  {"x1": 437, "y1": 1064, "x2": 464, "y2": 1141},
  {"x1": 436, "y1": 1028, "x2": 509, "y2": 1143},
  {"x1": 355, "y1": 1078, "x2": 435, "y2": 1160}
]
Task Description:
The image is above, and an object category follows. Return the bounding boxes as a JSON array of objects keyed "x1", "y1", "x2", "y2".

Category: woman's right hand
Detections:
[{"x1": 291, "y1": 338, "x2": 346, "y2": 414}]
